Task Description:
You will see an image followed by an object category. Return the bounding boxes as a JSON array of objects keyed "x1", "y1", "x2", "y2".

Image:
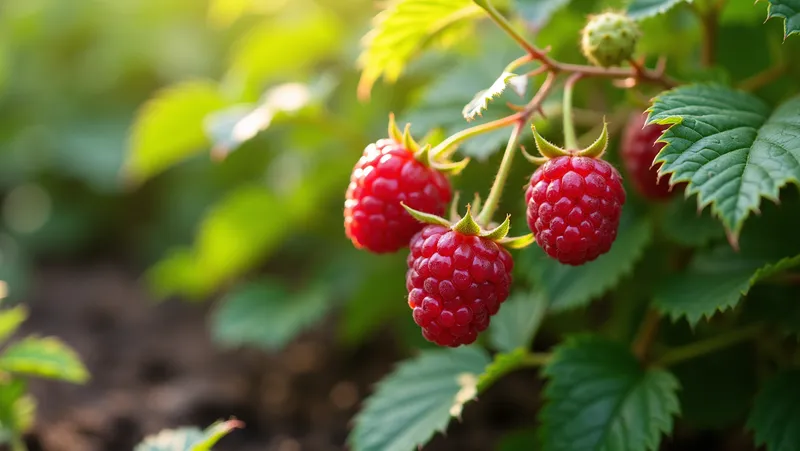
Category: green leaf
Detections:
[
  {"x1": 513, "y1": 0, "x2": 571, "y2": 27},
  {"x1": 489, "y1": 292, "x2": 547, "y2": 353},
  {"x1": 654, "y1": 248, "x2": 800, "y2": 325},
  {"x1": 462, "y1": 72, "x2": 517, "y2": 121},
  {"x1": 0, "y1": 306, "x2": 27, "y2": 344},
  {"x1": 211, "y1": 279, "x2": 330, "y2": 351},
  {"x1": 627, "y1": 0, "x2": 691, "y2": 19},
  {"x1": 540, "y1": 336, "x2": 680, "y2": 451},
  {"x1": 357, "y1": 0, "x2": 483, "y2": 98},
  {"x1": 135, "y1": 419, "x2": 243, "y2": 451},
  {"x1": 0, "y1": 379, "x2": 35, "y2": 443},
  {"x1": 0, "y1": 336, "x2": 88, "y2": 383},
  {"x1": 349, "y1": 346, "x2": 490, "y2": 451},
  {"x1": 660, "y1": 195, "x2": 724, "y2": 247},
  {"x1": 747, "y1": 369, "x2": 800, "y2": 451},
  {"x1": 648, "y1": 85, "x2": 800, "y2": 242},
  {"x1": 521, "y1": 213, "x2": 652, "y2": 313},
  {"x1": 125, "y1": 80, "x2": 227, "y2": 183},
  {"x1": 764, "y1": 0, "x2": 800, "y2": 39}
]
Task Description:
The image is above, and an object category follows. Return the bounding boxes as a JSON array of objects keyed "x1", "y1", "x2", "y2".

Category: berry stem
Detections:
[
  {"x1": 429, "y1": 113, "x2": 521, "y2": 160},
  {"x1": 477, "y1": 120, "x2": 525, "y2": 226},
  {"x1": 472, "y1": 0, "x2": 546, "y2": 60},
  {"x1": 632, "y1": 309, "x2": 661, "y2": 362},
  {"x1": 475, "y1": 72, "x2": 556, "y2": 226},
  {"x1": 562, "y1": 73, "x2": 582, "y2": 151},
  {"x1": 654, "y1": 323, "x2": 764, "y2": 367}
]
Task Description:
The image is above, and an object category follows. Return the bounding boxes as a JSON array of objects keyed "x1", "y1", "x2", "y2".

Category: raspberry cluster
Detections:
[{"x1": 405, "y1": 225, "x2": 513, "y2": 347}]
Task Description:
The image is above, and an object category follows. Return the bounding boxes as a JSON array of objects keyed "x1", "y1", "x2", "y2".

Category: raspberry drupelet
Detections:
[
  {"x1": 405, "y1": 225, "x2": 513, "y2": 347},
  {"x1": 344, "y1": 138, "x2": 452, "y2": 254}
]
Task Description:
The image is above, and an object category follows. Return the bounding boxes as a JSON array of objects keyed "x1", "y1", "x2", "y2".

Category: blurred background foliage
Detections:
[{"x1": 0, "y1": 0, "x2": 797, "y2": 358}]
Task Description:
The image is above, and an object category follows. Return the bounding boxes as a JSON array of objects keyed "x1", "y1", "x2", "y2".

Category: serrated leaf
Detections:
[
  {"x1": 661, "y1": 195, "x2": 724, "y2": 247},
  {"x1": 654, "y1": 247, "x2": 800, "y2": 325},
  {"x1": 765, "y1": 0, "x2": 800, "y2": 39},
  {"x1": 0, "y1": 306, "x2": 27, "y2": 344},
  {"x1": 463, "y1": 72, "x2": 517, "y2": 121},
  {"x1": 747, "y1": 370, "x2": 800, "y2": 451},
  {"x1": 489, "y1": 292, "x2": 547, "y2": 353},
  {"x1": 349, "y1": 346, "x2": 490, "y2": 451},
  {"x1": 540, "y1": 336, "x2": 680, "y2": 451},
  {"x1": 211, "y1": 280, "x2": 329, "y2": 351},
  {"x1": 513, "y1": 0, "x2": 571, "y2": 27},
  {"x1": 648, "y1": 85, "x2": 800, "y2": 241},
  {"x1": 125, "y1": 81, "x2": 228, "y2": 183},
  {"x1": 0, "y1": 336, "x2": 88, "y2": 383},
  {"x1": 521, "y1": 213, "x2": 652, "y2": 313},
  {"x1": 135, "y1": 419, "x2": 242, "y2": 451},
  {"x1": 357, "y1": 0, "x2": 483, "y2": 98},
  {"x1": 627, "y1": 0, "x2": 691, "y2": 19}
]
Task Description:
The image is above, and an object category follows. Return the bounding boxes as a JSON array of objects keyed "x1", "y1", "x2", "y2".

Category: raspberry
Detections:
[
  {"x1": 621, "y1": 112, "x2": 673, "y2": 200},
  {"x1": 580, "y1": 11, "x2": 639, "y2": 68},
  {"x1": 525, "y1": 156, "x2": 626, "y2": 265},
  {"x1": 344, "y1": 139, "x2": 452, "y2": 253},
  {"x1": 406, "y1": 225, "x2": 513, "y2": 347}
]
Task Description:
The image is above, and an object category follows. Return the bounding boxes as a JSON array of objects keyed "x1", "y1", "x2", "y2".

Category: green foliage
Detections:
[
  {"x1": 660, "y1": 195, "x2": 724, "y2": 247},
  {"x1": 126, "y1": 81, "x2": 228, "y2": 183},
  {"x1": 513, "y1": 0, "x2": 571, "y2": 27},
  {"x1": 211, "y1": 279, "x2": 330, "y2": 350},
  {"x1": 0, "y1": 307, "x2": 26, "y2": 344},
  {"x1": 0, "y1": 336, "x2": 89, "y2": 383},
  {"x1": 747, "y1": 370, "x2": 800, "y2": 451},
  {"x1": 135, "y1": 419, "x2": 243, "y2": 451},
  {"x1": 648, "y1": 85, "x2": 800, "y2": 242},
  {"x1": 489, "y1": 292, "x2": 547, "y2": 353},
  {"x1": 765, "y1": 0, "x2": 800, "y2": 38},
  {"x1": 521, "y1": 212, "x2": 652, "y2": 312},
  {"x1": 627, "y1": 0, "x2": 691, "y2": 19},
  {"x1": 349, "y1": 346, "x2": 490, "y2": 451},
  {"x1": 0, "y1": 379, "x2": 35, "y2": 445},
  {"x1": 356, "y1": 0, "x2": 484, "y2": 98},
  {"x1": 540, "y1": 336, "x2": 680, "y2": 451}
]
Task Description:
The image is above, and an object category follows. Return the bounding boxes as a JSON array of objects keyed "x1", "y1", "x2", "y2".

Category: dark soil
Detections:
[{"x1": 17, "y1": 263, "x2": 757, "y2": 451}]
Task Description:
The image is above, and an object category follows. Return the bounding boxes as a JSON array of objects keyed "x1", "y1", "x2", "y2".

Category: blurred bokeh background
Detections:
[{"x1": 0, "y1": 0, "x2": 795, "y2": 449}]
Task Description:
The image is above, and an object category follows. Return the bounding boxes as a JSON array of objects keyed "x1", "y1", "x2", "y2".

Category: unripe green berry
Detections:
[{"x1": 580, "y1": 11, "x2": 639, "y2": 68}]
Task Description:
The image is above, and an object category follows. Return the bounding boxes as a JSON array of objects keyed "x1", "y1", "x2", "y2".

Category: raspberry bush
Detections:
[{"x1": 119, "y1": 0, "x2": 800, "y2": 449}]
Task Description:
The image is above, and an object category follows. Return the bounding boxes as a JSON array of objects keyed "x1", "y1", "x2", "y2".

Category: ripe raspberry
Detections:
[
  {"x1": 526, "y1": 156, "x2": 626, "y2": 265},
  {"x1": 344, "y1": 139, "x2": 452, "y2": 253},
  {"x1": 580, "y1": 11, "x2": 639, "y2": 68},
  {"x1": 406, "y1": 225, "x2": 513, "y2": 347},
  {"x1": 621, "y1": 113, "x2": 673, "y2": 200}
]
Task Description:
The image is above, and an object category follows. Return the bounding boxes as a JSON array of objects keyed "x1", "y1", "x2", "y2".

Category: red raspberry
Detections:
[
  {"x1": 344, "y1": 139, "x2": 452, "y2": 253},
  {"x1": 405, "y1": 225, "x2": 513, "y2": 347},
  {"x1": 621, "y1": 112, "x2": 673, "y2": 200},
  {"x1": 525, "y1": 156, "x2": 625, "y2": 266}
]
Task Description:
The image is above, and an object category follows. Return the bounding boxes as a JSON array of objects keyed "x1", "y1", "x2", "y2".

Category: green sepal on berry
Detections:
[
  {"x1": 387, "y1": 113, "x2": 470, "y2": 175},
  {"x1": 523, "y1": 121, "x2": 609, "y2": 165},
  {"x1": 400, "y1": 202, "x2": 534, "y2": 250}
]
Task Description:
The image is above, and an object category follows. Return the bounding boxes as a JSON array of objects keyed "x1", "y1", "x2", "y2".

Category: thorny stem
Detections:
[
  {"x1": 632, "y1": 309, "x2": 662, "y2": 362},
  {"x1": 562, "y1": 73, "x2": 582, "y2": 150},
  {"x1": 700, "y1": 12, "x2": 718, "y2": 67},
  {"x1": 654, "y1": 323, "x2": 764, "y2": 367},
  {"x1": 476, "y1": 72, "x2": 557, "y2": 225},
  {"x1": 473, "y1": 0, "x2": 545, "y2": 59}
]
